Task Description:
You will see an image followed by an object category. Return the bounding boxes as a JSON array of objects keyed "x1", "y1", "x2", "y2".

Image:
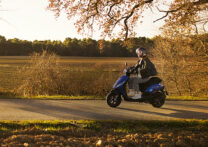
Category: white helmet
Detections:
[{"x1": 136, "y1": 47, "x2": 146, "y2": 57}]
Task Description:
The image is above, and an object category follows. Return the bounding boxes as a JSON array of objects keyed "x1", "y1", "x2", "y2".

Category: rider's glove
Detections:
[{"x1": 123, "y1": 69, "x2": 127, "y2": 73}]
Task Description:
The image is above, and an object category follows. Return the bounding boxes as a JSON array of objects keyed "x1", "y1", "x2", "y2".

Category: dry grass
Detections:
[
  {"x1": 0, "y1": 56, "x2": 207, "y2": 98},
  {"x1": 8, "y1": 55, "x2": 127, "y2": 97}
]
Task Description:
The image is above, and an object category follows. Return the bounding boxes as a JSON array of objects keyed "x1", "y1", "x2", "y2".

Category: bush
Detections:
[
  {"x1": 15, "y1": 52, "x2": 120, "y2": 97},
  {"x1": 16, "y1": 51, "x2": 65, "y2": 96}
]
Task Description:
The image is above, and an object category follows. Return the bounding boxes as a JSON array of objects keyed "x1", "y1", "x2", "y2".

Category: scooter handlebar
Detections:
[{"x1": 126, "y1": 66, "x2": 136, "y2": 75}]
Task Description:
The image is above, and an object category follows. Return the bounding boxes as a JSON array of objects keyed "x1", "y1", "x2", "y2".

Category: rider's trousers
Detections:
[{"x1": 128, "y1": 76, "x2": 151, "y2": 92}]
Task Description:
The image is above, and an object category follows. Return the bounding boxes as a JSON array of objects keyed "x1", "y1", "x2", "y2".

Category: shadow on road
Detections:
[
  {"x1": 19, "y1": 100, "x2": 122, "y2": 120},
  {"x1": 2, "y1": 99, "x2": 136, "y2": 120},
  {"x1": 166, "y1": 102, "x2": 208, "y2": 109},
  {"x1": 117, "y1": 107, "x2": 208, "y2": 119}
]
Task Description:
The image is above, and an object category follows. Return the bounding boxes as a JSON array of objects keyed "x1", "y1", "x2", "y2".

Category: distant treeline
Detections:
[
  {"x1": 0, "y1": 35, "x2": 154, "y2": 57},
  {"x1": 1, "y1": 34, "x2": 207, "y2": 57}
]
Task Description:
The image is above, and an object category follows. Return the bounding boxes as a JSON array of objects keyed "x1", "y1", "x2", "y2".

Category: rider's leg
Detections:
[
  {"x1": 137, "y1": 76, "x2": 152, "y2": 84},
  {"x1": 128, "y1": 77, "x2": 137, "y2": 96},
  {"x1": 132, "y1": 77, "x2": 152, "y2": 99},
  {"x1": 131, "y1": 77, "x2": 141, "y2": 99}
]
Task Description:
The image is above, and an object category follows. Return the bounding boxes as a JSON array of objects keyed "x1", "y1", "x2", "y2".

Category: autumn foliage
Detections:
[{"x1": 47, "y1": 0, "x2": 208, "y2": 39}]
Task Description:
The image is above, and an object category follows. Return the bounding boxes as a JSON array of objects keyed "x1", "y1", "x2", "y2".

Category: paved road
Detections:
[{"x1": 0, "y1": 99, "x2": 208, "y2": 120}]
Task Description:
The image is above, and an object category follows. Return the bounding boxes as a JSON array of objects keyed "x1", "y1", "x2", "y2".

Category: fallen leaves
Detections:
[{"x1": 0, "y1": 129, "x2": 208, "y2": 146}]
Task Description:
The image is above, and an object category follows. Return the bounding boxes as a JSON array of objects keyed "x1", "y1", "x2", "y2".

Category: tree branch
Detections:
[
  {"x1": 203, "y1": 21, "x2": 208, "y2": 32},
  {"x1": 153, "y1": 6, "x2": 184, "y2": 23},
  {"x1": 123, "y1": 0, "x2": 153, "y2": 39},
  {"x1": 154, "y1": 0, "x2": 208, "y2": 23},
  {"x1": 107, "y1": 1, "x2": 121, "y2": 20}
]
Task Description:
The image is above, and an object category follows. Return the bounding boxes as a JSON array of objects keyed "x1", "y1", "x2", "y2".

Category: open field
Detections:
[
  {"x1": 0, "y1": 56, "x2": 135, "y2": 91},
  {"x1": 0, "y1": 56, "x2": 207, "y2": 99},
  {"x1": 0, "y1": 120, "x2": 208, "y2": 146}
]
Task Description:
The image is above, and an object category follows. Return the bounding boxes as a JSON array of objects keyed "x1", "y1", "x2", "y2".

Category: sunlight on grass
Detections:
[
  {"x1": 30, "y1": 95, "x2": 102, "y2": 99},
  {"x1": 0, "y1": 120, "x2": 208, "y2": 133},
  {"x1": 1, "y1": 94, "x2": 208, "y2": 101},
  {"x1": 0, "y1": 127, "x2": 9, "y2": 131},
  {"x1": 167, "y1": 96, "x2": 208, "y2": 101}
]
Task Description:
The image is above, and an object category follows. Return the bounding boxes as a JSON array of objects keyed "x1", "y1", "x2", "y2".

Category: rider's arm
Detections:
[
  {"x1": 134, "y1": 59, "x2": 142, "y2": 69},
  {"x1": 140, "y1": 58, "x2": 152, "y2": 78},
  {"x1": 130, "y1": 60, "x2": 142, "y2": 74}
]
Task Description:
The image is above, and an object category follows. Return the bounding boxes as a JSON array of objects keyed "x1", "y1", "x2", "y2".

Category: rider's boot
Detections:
[
  {"x1": 128, "y1": 89, "x2": 135, "y2": 97},
  {"x1": 131, "y1": 92, "x2": 141, "y2": 99}
]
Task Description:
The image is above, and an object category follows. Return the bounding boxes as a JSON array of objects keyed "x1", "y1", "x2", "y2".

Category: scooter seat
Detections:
[{"x1": 139, "y1": 77, "x2": 162, "y2": 92}]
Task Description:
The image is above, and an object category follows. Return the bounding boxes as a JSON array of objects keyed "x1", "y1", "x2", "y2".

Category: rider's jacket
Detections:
[{"x1": 134, "y1": 57, "x2": 157, "y2": 79}]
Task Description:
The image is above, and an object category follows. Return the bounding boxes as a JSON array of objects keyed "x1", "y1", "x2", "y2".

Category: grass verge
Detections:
[
  {"x1": 1, "y1": 120, "x2": 208, "y2": 146},
  {"x1": 0, "y1": 120, "x2": 208, "y2": 133},
  {"x1": 166, "y1": 95, "x2": 208, "y2": 101},
  {"x1": 0, "y1": 94, "x2": 208, "y2": 101},
  {"x1": 0, "y1": 95, "x2": 102, "y2": 100}
]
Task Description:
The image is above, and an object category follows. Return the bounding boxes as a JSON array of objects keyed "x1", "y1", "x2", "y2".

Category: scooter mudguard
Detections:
[
  {"x1": 113, "y1": 75, "x2": 129, "y2": 96},
  {"x1": 145, "y1": 84, "x2": 164, "y2": 93},
  {"x1": 113, "y1": 75, "x2": 129, "y2": 89}
]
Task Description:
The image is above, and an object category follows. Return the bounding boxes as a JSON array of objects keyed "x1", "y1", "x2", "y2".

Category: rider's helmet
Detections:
[{"x1": 136, "y1": 47, "x2": 146, "y2": 57}]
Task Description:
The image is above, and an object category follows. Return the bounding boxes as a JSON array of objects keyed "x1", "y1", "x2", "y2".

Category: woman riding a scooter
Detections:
[
  {"x1": 107, "y1": 47, "x2": 166, "y2": 108},
  {"x1": 128, "y1": 47, "x2": 157, "y2": 99}
]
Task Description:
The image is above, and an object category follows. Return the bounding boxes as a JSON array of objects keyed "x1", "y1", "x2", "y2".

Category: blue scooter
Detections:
[{"x1": 106, "y1": 63, "x2": 168, "y2": 108}]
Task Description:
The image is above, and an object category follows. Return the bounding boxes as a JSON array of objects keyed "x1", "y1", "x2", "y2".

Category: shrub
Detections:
[{"x1": 16, "y1": 51, "x2": 64, "y2": 96}]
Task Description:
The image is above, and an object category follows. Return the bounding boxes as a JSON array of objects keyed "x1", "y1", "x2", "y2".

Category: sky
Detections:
[{"x1": 0, "y1": 0, "x2": 165, "y2": 41}]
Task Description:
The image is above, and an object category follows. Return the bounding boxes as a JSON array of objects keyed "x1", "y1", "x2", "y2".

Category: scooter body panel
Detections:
[
  {"x1": 145, "y1": 84, "x2": 164, "y2": 93},
  {"x1": 113, "y1": 75, "x2": 129, "y2": 96}
]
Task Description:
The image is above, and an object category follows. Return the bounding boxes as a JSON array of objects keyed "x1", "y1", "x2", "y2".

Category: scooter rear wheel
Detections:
[
  {"x1": 106, "y1": 92, "x2": 121, "y2": 107},
  {"x1": 151, "y1": 92, "x2": 166, "y2": 108}
]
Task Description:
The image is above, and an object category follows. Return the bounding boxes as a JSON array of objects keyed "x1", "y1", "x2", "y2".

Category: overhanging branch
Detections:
[
  {"x1": 154, "y1": 0, "x2": 208, "y2": 23},
  {"x1": 123, "y1": 0, "x2": 153, "y2": 39},
  {"x1": 153, "y1": 6, "x2": 184, "y2": 23}
]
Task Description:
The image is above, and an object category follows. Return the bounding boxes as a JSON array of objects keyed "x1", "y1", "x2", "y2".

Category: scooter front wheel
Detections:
[{"x1": 106, "y1": 91, "x2": 121, "y2": 107}]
